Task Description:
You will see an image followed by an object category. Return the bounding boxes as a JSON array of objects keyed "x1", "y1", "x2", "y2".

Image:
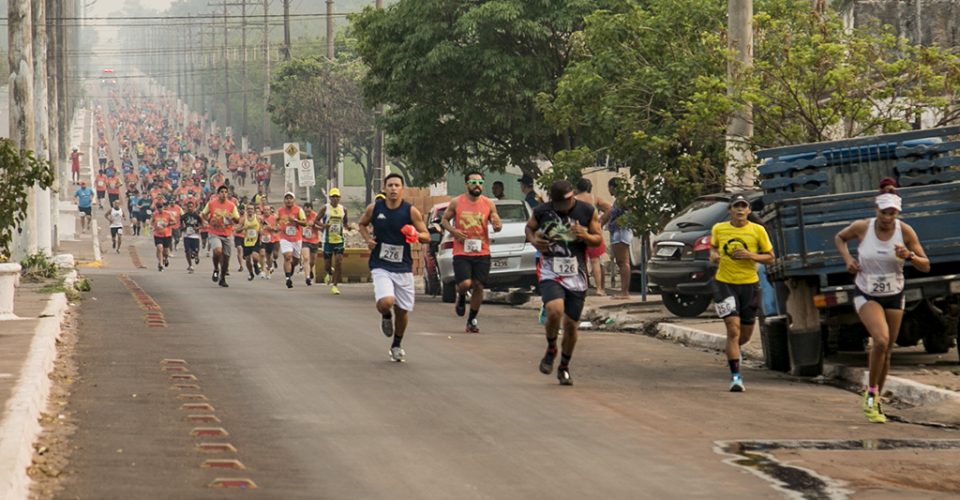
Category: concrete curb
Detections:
[
  {"x1": 0, "y1": 293, "x2": 69, "y2": 500},
  {"x1": 654, "y1": 321, "x2": 960, "y2": 407}
]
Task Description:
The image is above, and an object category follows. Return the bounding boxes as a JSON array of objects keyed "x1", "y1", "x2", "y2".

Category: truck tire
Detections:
[
  {"x1": 441, "y1": 280, "x2": 456, "y2": 303},
  {"x1": 760, "y1": 316, "x2": 790, "y2": 372},
  {"x1": 662, "y1": 293, "x2": 711, "y2": 318}
]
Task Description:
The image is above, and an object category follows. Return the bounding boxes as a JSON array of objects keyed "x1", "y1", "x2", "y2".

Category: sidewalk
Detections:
[{"x1": 575, "y1": 294, "x2": 960, "y2": 424}]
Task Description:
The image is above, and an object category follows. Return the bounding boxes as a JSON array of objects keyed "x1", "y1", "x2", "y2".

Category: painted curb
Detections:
[
  {"x1": 0, "y1": 293, "x2": 68, "y2": 500},
  {"x1": 655, "y1": 321, "x2": 960, "y2": 407}
]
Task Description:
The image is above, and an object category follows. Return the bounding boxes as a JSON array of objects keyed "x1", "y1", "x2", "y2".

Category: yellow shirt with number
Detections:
[
  {"x1": 242, "y1": 216, "x2": 261, "y2": 247},
  {"x1": 711, "y1": 221, "x2": 773, "y2": 285}
]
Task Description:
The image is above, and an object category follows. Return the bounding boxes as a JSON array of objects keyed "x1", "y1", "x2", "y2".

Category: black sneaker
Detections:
[
  {"x1": 164, "y1": 257, "x2": 169, "y2": 268},
  {"x1": 465, "y1": 318, "x2": 479, "y2": 333},
  {"x1": 380, "y1": 315, "x2": 394, "y2": 338},
  {"x1": 248, "y1": 272, "x2": 255, "y2": 281},
  {"x1": 306, "y1": 277, "x2": 312, "y2": 286},
  {"x1": 158, "y1": 264, "x2": 164, "y2": 272},
  {"x1": 212, "y1": 269, "x2": 219, "y2": 283},
  {"x1": 557, "y1": 366, "x2": 573, "y2": 386},
  {"x1": 219, "y1": 279, "x2": 229, "y2": 288},
  {"x1": 539, "y1": 347, "x2": 557, "y2": 375},
  {"x1": 286, "y1": 277, "x2": 293, "y2": 289},
  {"x1": 455, "y1": 295, "x2": 466, "y2": 317}
]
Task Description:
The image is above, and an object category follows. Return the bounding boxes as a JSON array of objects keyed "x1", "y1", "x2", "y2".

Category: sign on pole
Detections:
[
  {"x1": 283, "y1": 142, "x2": 300, "y2": 170},
  {"x1": 298, "y1": 159, "x2": 316, "y2": 187}
]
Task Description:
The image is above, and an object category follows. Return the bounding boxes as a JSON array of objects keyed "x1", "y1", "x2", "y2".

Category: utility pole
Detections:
[
  {"x1": 326, "y1": 0, "x2": 337, "y2": 189},
  {"x1": 46, "y1": 0, "x2": 60, "y2": 246},
  {"x1": 33, "y1": 0, "x2": 52, "y2": 254},
  {"x1": 241, "y1": 0, "x2": 248, "y2": 148},
  {"x1": 282, "y1": 0, "x2": 291, "y2": 60},
  {"x1": 373, "y1": 0, "x2": 385, "y2": 198},
  {"x1": 263, "y1": 0, "x2": 272, "y2": 148},
  {"x1": 8, "y1": 0, "x2": 37, "y2": 258},
  {"x1": 223, "y1": 2, "x2": 232, "y2": 137},
  {"x1": 725, "y1": 0, "x2": 754, "y2": 190}
]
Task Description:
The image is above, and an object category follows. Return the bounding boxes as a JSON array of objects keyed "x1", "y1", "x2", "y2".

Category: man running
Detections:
[
  {"x1": 202, "y1": 185, "x2": 240, "y2": 287},
  {"x1": 277, "y1": 192, "x2": 307, "y2": 289},
  {"x1": 525, "y1": 180, "x2": 603, "y2": 385},
  {"x1": 259, "y1": 206, "x2": 278, "y2": 279},
  {"x1": 240, "y1": 204, "x2": 263, "y2": 281},
  {"x1": 709, "y1": 194, "x2": 775, "y2": 392},
  {"x1": 301, "y1": 202, "x2": 322, "y2": 286},
  {"x1": 441, "y1": 171, "x2": 502, "y2": 333},
  {"x1": 106, "y1": 199, "x2": 125, "y2": 253},
  {"x1": 150, "y1": 199, "x2": 174, "y2": 272},
  {"x1": 94, "y1": 170, "x2": 108, "y2": 210},
  {"x1": 180, "y1": 199, "x2": 203, "y2": 273},
  {"x1": 317, "y1": 188, "x2": 348, "y2": 295},
  {"x1": 74, "y1": 181, "x2": 94, "y2": 233},
  {"x1": 358, "y1": 174, "x2": 430, "y2": 362}
]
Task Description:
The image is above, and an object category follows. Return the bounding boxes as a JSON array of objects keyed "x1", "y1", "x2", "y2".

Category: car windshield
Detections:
[
  {"x1": 662, "y1": 198, "x2": 729, "y2": 231},
  {"x1": 497, "y1": 203, "x2": 527, "y2": 223}
]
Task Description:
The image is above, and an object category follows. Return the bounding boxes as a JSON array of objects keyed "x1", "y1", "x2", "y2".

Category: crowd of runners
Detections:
[{"x1": 78, "y1": 85, "x2": 929, "y2": 424}]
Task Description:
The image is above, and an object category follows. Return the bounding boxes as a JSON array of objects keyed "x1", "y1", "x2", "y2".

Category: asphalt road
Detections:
[{"x1": 55, "y1": 236, "x2": 960, "y2": 499}]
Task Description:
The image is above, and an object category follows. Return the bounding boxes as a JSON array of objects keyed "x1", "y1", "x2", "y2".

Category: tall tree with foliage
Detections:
[
  {"x1": 0, "y1": 141, "x2": 54, "y2": 261},
  {"x1": 539, "y1": 0, "x2": 728, "y2": 234},
  {"x1": 269, "y1": 56, "x2": 382, "y2": 204},
  {"x1": 352, "y1": 0, "x2": 622, "y2": 185}
]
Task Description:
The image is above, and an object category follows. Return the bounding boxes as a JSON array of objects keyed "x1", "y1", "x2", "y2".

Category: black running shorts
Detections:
[
  {"x1": 453, "y1": 255, "x2": 491, "y2": 286},
  {"x1": 539, "y1": 279, "x2": 587, "y2": 322},
  {"x1": 712, "y1": 280, "x2": 760, "y2": 325}
]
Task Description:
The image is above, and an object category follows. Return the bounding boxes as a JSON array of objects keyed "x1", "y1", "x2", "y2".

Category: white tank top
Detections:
[
  {"x1": 109, "y1": 208, "x2": 124, "y2": 228},
  {"x1": 854, "y1": 218, "x2": 904, "y2": 297}
]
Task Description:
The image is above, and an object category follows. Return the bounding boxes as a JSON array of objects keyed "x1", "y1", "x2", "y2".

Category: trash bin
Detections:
[
  {"x1": 760, "y1": 315, "x2": 790, "y2": 372},
  {"x1": 787, "y1": 327, "x2": 823, "y2": 376}
]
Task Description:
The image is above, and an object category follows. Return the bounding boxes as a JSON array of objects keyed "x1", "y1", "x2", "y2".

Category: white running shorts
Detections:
[
  {"x1": 279, "y1": 239, "x2": 302, "y2": 257},
  {"x1": 372, "y1": 268, "x2": 415, "y2": 312}
]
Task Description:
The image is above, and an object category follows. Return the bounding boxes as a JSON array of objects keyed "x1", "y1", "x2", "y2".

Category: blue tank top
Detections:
[{"x1": 369, "y1": 200, "x2": 413, "y2": 273}]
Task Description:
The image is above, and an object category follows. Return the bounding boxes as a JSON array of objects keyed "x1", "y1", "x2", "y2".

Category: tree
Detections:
[
  {"x1": 539, "y1": 0, "x2": 728, "y2": 234},
  {"x1": 352, "y1": 0, "x2": 622, "y2": 185},
  {"x1": 269, "y1": 56, "x2": 380, "y2": 204},
  {"x1": 0, "y1": 141, "x2": 54, "y2": 261}
]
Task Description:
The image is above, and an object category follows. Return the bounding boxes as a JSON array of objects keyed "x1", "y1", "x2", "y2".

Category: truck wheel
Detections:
[
  {"x1": 441, "y1": 280, "x2": 456, "y2": 303},
  {"x1": 760, "y1": 316, "x2": 790, "y2": 372},
  {"x1": 661, "y1": 293, "x2": 711, "y2": 318}
]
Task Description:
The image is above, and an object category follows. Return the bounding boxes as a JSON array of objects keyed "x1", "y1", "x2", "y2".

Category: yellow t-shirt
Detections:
[
  {"x1": 711, "y1": 221, "x2": 773, "y2": 285},
  {"x1": 242, "y1": 216, "x2": 261, "y2": 247}
]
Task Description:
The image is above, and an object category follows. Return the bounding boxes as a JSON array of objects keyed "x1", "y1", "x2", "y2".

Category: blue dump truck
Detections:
[{"x1": 757, "y1": 126, "x2": 960, "y2": 376}]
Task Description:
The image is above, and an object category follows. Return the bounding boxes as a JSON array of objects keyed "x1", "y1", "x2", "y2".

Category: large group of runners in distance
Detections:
[{"x1": 86, "y1": 84, "x2": 351, "y2": 291}]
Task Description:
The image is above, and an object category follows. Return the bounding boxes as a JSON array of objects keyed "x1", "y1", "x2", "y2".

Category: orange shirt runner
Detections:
[{"x1": 202, "y1": 198, "x2": 240, "y2": 237}]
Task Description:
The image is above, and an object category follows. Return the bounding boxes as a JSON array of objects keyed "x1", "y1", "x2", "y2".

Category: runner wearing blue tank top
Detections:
[
  {"x1": 358, "y1": 173, "x2": 430, "y2": 362},
  {"x1": 835, "y1": 184, "x2": 930, "y2": 423}
]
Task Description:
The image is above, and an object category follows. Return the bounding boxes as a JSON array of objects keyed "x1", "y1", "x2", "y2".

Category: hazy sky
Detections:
[{"x1": 88, "y1": 0, "x2": 176, "y2": 17}]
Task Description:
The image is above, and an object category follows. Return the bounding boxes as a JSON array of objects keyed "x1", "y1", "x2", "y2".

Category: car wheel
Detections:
[
  {"x1": 441, "y1": 280, "x2": 456, "y2": 303},
  {"x1": 661, "y1": 293, "x2": 711, "y2": 318}
]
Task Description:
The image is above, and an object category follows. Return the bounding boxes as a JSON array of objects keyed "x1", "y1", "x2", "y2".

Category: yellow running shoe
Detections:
[
  {"x1": 863, "y1": 391, "x2": 886, "y2": 423},
  {"x1": 324, "y1": 274, "x2": 331, "y2": 285},
  {"x1": 331, "y1": 285, "x2": 340, "y2": 295}
]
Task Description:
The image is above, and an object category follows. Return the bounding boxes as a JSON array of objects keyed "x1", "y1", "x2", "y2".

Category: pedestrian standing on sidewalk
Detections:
[
  {"x1": 441, "y1": 171, "x2": 503, "y2": 333},
  {"x1": 574, "y1": 178, "x2": 612, "y2": 296},
  {"x1": 358, "y1": 173, "x2": 430, "y2": 362},
  {"x1": 526, "y1": 180, "x2": 603, "y2": 385},
  {"x1": 70, "y1": 147, "x2": 83, "y2": 184},
  {"x1": 709, "y1": 194, "x2": 775, "y2": 392},
  {"x1": 834, "y1": 186, "x2": 929, "y2": 423},
  {"x1": 601, "y1": 178, "x2": 633, "y2": 299}
]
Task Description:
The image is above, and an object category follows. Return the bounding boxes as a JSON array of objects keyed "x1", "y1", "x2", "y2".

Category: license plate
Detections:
[
  {"x1": 492, "y1": 258, "x2": 508, "y2": 269},
  {"x1": 656, "y1": 246, "x2": 679, "y2": 257}
]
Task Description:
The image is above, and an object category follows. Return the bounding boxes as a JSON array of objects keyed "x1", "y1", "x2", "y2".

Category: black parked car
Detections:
[{"x1": 646, "y1": 192, "x2": 763, "y2": 317}]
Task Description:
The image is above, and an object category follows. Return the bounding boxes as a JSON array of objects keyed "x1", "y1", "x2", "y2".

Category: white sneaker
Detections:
[{"x1": 389, "y1": 347, "x2": 405, "y2": 362}]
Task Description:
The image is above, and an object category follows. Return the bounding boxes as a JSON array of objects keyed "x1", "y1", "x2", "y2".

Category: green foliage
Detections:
[
  {"x1": 540, "y1": 0, "x2": 728, "y2": 233},
  {"x1": 0, "y1": 141, "x2": 55, "y2": 260},
  {"x1": 20, "y1": 252, "x2": 59, "y2": 282},
  {"x1": 352, "y1": 0, "x2": 622, "y2": 185},
  {"x1": 535, "y1": 146, "x2": 593, "y2": 190}
]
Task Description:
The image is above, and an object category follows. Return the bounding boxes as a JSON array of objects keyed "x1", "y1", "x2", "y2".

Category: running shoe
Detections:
[
  {"x1": 286, "y1": 277, "x2": 293, "y2": 289},
  {"x1": 248, "y1": 272, "x2": 255, "y2": 281},
  {"x1": 324, "y1": 274, "x2": 331, "y2": 285},
  {"x1": 557, "y1": 366, "x2": 573, "y2": 386},
  {"x1": 212, "y1": 269, "x2": 219, "y2": 283},
  {"x1": 306, "y1": 277, "x2": 312, "y2": 286},
  {"x1": 863, "y1": 391, "x2": 886, "y2": 423},
  {"x1": 389, "y1": 346, "x2": 405, "y2": 362},
  {"x1": 539, "y1": 347, "x2": 557, "y2": 375},
  {"x1": 219, "y1": 279, "x2": 229, "y2": 288},
  {"x1": 163, "y1": 258, "x2": 169, "y2": 268},
  {"x1": 331, "y1": 285, "x2": 340, "y2": 295},
  {"x1": 729, "y1": 374, "x2": 745, "y2": 392},
  {"x1": 158, "y1": 264, "x2": 164, "y2": 272},
  {"x1": 380, "y1": 315, "x2": 394, "y2": 338},
  {"x1": 538, "y1": 304, "x2": 547, "y2": 325},
  {"x1": 195, "y1": 256, "x2": 200, "y2": 265},
  {"x1": 465, "y1": 318, "x2": 480, "y2": 333},
  {"x1": 455, "y1": 295, "x2": 466, "y2": 317}
]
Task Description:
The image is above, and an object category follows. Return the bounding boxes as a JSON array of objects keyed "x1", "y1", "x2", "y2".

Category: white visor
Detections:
[{"x1": 875, "y1": 193, "x2": 902, "y2": 212}]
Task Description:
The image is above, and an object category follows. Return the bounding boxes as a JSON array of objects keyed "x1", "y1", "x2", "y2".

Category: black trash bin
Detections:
[
  {"x1": 760, "y1": 315, "x2": 790, "y2": 372},
  {"x1": 787, "y1": 327, "x2": 823, "y2": 376}
]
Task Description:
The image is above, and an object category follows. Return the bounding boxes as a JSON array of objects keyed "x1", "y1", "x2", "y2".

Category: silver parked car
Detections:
[{"x1": 437, "y1": 199, "x2": 538, "y2": 303}]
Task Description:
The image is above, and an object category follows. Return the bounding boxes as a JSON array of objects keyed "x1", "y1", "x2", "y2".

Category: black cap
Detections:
[
  {"x1": 518, "y1": 174, "x2": 534, "y2": 186},
  {"x1": 729, "y1": 194, "x2": 749, "y2": 207}
]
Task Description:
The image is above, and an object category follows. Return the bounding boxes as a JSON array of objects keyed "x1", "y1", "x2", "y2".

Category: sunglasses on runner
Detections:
[{"x1": 466, "y1": 180, "x2": 484, "y2": 186}]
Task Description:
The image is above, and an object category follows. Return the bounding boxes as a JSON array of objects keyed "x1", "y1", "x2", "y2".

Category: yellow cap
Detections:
[{"x1": 329, "y1": 188, "x2": 341, "y2": 197}]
